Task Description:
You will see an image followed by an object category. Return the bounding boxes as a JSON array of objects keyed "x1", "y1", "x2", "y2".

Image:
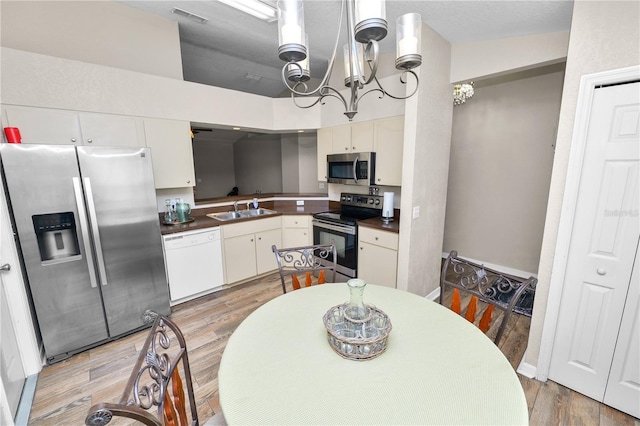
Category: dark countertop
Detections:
[
  {"x1": 160, "y1": 198, "x2": 337, "y2": 235},
  {"x1": 357, "y1": 215, "x2": 400, "y2": 233},
  {"x1": 160, "y1": 196, "x2": 400, "y2": 235}
]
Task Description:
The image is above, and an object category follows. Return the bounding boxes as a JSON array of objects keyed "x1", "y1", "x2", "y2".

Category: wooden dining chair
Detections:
[
  {"x1": 272, "y1": 243, "x2": 337, "y2": 293},
  {"x1": 440, "y1": 251, "x2": 537, "y2": 346},
  {"x1": 84, "y1": 314, "x2": 225, "y2": 426}
]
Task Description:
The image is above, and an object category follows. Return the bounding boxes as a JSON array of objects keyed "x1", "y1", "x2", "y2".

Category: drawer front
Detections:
[
  {"x1": 282, "y1": 215, "x2": 309, "y2": 228},
  {"x1": 358, "y1": 227, "x2": 398, "y2": 250}
]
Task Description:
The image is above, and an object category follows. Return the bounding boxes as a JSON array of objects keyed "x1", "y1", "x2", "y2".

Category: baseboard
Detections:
[
  {"x1": 441, "y1": 252, "x2": 537, "y2": 279},
  {"x1": 15, "y1": 374, "x2": 38, "y2": 425},
  {"x1": 516, "y1": 350, "x2": 537, "y2": 378},
  {"x1": 425, "y1": 287, "x2": 440, "y2": 301}
]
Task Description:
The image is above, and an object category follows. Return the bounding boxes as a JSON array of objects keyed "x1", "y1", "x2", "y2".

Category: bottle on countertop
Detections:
[{"x1": 164, "y1": 199, "x2": 174, "y2": 223}]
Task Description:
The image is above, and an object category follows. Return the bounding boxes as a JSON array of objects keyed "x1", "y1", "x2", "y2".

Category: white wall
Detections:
[
  {"x1": 396, "y1": 23, "x2": 453, "y2": 296},
  {"x1": 0, "y1": 0, "x2": 183, "y2": 80},
  {"x1": 451, "y1": 31, "x2": 569, "y2": 83},
  {"x1": 527, "y1": 0, "x2": 640, "y2": 369},
  {"x1": 443, "y1": 70, "x2": 564, "y2": 274}
]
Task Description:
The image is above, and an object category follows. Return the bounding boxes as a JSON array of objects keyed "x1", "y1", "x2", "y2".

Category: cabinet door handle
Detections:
[
  {"x1": 86, "y1": 138, "x2": 93, "y2": 143},
  {"x1": 597, "y1": 268, "x2": 606, "y2": 275},
  {"x1": 71, "y1": 138, "x2": 77, "y2": 143},
  {"x1": 258, "y1": 237, "x2": 262, "y2": 240},
  {"x1": 375, "y1": 237, "x2": 379, "y2": 240}
]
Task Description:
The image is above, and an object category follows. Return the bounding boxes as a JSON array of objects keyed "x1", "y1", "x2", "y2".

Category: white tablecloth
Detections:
[{"x1": 218, "y1": 283, "x2": 528, "y2": 425}]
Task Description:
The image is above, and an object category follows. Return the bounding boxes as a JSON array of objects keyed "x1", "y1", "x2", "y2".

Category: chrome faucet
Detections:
[
  {"x1": 233, "y1": 201, "x2": 238, "y2": 212},
  {"x1": 246, "y1": 201, "x2": 251, "y2": 210}
]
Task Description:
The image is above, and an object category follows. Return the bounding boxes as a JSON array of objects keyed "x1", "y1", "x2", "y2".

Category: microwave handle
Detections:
[{"x1": 353, "y1": 156, "x2": 359, "y2": 183}]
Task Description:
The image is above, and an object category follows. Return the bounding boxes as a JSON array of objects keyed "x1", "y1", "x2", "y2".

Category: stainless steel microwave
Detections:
[{"x1": 327, "y1": 152, "x2": 376, "y2": 186}]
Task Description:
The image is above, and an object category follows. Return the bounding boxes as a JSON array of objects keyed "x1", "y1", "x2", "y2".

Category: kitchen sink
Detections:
[
  {"x1": 207, "y1": 211, "x2": 244, "y2": 221},
  {"x1": 242, "y1": 208, "x2": 277, "y2": 217},
  {"x1": 207, "y1": 208, "x2": 277, "y2": 221}
]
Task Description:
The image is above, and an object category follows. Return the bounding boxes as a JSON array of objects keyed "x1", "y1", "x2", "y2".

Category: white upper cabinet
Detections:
[
  {"x1": 143, "y1": 118, "x2": 195, "y2": 189},
  {"x1": 331, "y1": 125, "x2": 352, "y2": 153},
  {"x1": 77, "y1": 113, "x2": 144, "y2": 147},
  {"x1": 330, "y1": 121, "x2": 375, "y2": 153},
  {"x1": 350, "y1": 121, "x2": 375, "y2": 152},
  {"x1": 374, "y1": 116, "x2": 404, "y2": 186},
  {"x1": 2, "y1": 105, "x2": 143, "y2": 147},
  {"x1": 316, "y1": 127, "x2": 332, "y2": 181}
]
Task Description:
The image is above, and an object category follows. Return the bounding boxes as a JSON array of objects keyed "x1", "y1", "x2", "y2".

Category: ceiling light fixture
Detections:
[
  {"x1": 277, "y1": 0, "x2": 421, "y2": 121},
  {"x1": 217, "y1": 0, "x2": 277, "y2": 22},
  {"x1": 170, "y1": 7, "x2": 209, "y2": 24},
  {"x1": 453, "y1": 82, "x2": 474, "y2": 106}
]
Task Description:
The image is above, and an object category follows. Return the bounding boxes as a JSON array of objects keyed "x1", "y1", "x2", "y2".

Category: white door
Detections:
[
  {"x1": 1, "y1": 250, "x2": 25, "y2": 422},
  {"x1": 603, "y1": 241, "x2": 640, "y2": 417},
  {"x1": 549, "y1": 83, "x2": 639, "y2": 406}
]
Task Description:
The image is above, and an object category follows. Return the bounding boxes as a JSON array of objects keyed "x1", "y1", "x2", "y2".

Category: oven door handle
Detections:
[
  {"x1": 313, "y1": 220, "x2": 356, "y2": 235},
  {"x1": 352, "y1": 156, "x2": 359, "y2": 184}
]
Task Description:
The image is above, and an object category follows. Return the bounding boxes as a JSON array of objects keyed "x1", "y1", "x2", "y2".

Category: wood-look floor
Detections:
[{"x1": 27, "y1": 272, "x2": 639, "y2": 425}]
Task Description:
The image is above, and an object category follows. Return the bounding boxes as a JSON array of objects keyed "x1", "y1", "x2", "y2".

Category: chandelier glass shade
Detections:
[
  {"x1": 277, "y1": 0, "x2": 421, "y2": 120},
  {"x1": 453, "y1": 82, "x2": 474, "y2": 106}
]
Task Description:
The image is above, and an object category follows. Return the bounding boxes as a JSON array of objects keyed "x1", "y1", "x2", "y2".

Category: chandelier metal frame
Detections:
[{"x1": 277, "y1": 0, "x2": 421, "y2": 120}]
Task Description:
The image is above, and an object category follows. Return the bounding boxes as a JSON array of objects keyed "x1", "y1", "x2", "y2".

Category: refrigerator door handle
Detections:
[
  {"x1": 83, "y1": 178, "x2": 108, "y2": 286},
  {"x1": 72, "y1": 177, "x2": 99, "y2": 289}
]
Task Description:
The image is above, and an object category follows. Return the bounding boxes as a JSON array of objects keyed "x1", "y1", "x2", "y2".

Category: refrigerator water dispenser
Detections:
[{"x1": 32, "y1": 212, "x2": 81, "y2": 262}]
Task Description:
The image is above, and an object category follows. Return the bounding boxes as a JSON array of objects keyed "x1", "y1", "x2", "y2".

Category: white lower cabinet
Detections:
[
  {"x1": 222, "y1": 217, "x2": 282, "y2": 284},
  {"x1": 282, "y1": 215, "x2": 311, "y2": 247},
  {"x1": 357, "y1": 227, "x2": 398, "y2": 288}
]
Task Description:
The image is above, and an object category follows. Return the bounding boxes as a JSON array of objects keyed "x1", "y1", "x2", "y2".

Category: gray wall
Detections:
[
  {"x1": 194, "y1": 132, "x2": 320, "y2": 198},
  {"x1": 193, "y1": 137, "x2": 236, "y2": 200},
  {"x1": 298, "y1": 133, "x2": 319, "y2": 193},
  {"x1": 234, "y1": 134, "x2": 283, "y2": 195},
  {"x1": 281, "y1": 134, "x2": 300, "y2": 193},
  {"x1": 443, "y1": 70, "x2": 564, "y2": 274}
]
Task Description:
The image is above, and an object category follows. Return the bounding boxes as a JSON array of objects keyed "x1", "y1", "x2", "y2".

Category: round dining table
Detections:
[{"x1": 218, "y1": 283, "x2": 528, "y2": 425}]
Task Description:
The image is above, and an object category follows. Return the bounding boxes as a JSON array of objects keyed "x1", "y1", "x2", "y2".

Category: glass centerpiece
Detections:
[{"x1": 322, "y1": 279, "x2": 392, "y2": 360}]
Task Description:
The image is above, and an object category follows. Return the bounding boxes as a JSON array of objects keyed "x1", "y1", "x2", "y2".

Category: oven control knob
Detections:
[
  {"x1": 346, "y1": 196, "x2": 351, "y2": 202},
  {"x1": 375, "y1": 199, "x2": 380, "y2": 205},
  {"x1": 369, "y1": 199, "x2": 374, "y2": 204},
  {"x1": 341, "y1": 195, "x2": 347, "y2": 201}
]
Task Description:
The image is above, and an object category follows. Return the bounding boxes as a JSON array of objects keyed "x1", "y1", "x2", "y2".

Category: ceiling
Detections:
[{"x1": 119, "y1": 0, "x2": 574, "y2": 99}]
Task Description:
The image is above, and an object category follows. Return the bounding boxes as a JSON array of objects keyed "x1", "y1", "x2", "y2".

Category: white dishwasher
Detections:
[{"x1": 163, "y1": 227, "x2": 225, "y2": 305}]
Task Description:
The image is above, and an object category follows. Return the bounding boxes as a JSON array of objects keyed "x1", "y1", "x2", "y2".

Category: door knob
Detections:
[
  {"x1": 0, "y1": 263, "x2": 11, "y2": 272},
  {"x1": 597, "y1": 268, "x2": 606, "y2": 275}
]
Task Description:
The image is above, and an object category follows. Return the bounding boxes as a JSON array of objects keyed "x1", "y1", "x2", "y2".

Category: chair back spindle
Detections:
[
  {"x1": 272, "y1": 243, "x2": 338, "y2": 293},
  {"x1": 85, "y1": 315, "x2": 200, "y2": 426},
  {"x1": 440, "y1": 251, "x2": 537, "y2": 345}
]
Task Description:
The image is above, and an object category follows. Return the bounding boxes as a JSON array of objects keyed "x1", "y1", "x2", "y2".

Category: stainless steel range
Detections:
[{"x1": 312, "y1": 192, "x2": 383, "y2": 279}]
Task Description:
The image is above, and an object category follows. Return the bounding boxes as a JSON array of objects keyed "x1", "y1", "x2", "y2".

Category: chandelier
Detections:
[
  {"x1": 277, "y1": 0, "x2": 421, "y2": 120},
  {"x1": 453, "y1": 82, "x2": 474, "y2": 106}
]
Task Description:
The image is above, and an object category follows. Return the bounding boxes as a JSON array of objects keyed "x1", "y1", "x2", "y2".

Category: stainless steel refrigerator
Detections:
[{"x1": 0, "y1": 144, "x2": 170, "y2": 363}]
